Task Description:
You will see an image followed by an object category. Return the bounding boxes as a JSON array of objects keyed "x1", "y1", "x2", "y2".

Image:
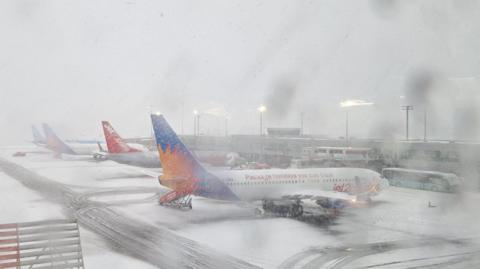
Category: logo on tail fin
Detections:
[
  {"x1": 150, "y1": 114, "x2": 238, "y2": 201},
  {"x1": 42, "y1": 124, "x2": 76, "y2": 155},
  {"x1": 101, "y1": 121, "x2": 140, "y2": 154}
]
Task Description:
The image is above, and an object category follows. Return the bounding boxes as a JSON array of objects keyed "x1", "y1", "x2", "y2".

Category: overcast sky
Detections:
[{"x1": 1, "y1": 0, "x2": 479, "y2": 144}]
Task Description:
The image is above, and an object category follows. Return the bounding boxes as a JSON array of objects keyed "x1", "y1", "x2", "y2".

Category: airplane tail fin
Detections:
[
  {"x1": 101, "y1": 121, "x2": 140, "y2": 154},
  {"x1": 42, "y1": 124, "x2": 76, "y2": 155},
  {"x1": 150, "y1": 114, "x2": 238, "y2": 200},
  {"x1": 32, "y1": 125, "x2": 46, "y2": 145},
  {"x1": 97, "y1": 142, "x2": 106, "y2": 152}
]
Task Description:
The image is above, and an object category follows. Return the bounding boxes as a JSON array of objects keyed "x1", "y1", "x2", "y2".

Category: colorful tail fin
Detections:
[
  {"x1": 32, "y1": 125, "x2": 46, "y2": 145},
  {"x1": 150, "y1": 114, "x2": 238, "y2": 200},
  {"x1": 101, "y1": 121, "x2": 140, "y2": 154},
  {"x1": 42, "y1": 123, "x2": 76, "y2": 155}
]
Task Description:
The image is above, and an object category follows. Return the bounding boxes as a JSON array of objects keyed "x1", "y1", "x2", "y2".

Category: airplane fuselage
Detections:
[
  {"x1": 65, "y1": 143, "x2": 102, "y2": 156},
  {"x1": 105, "y1": 151, "x2": 160, "y2": 168},
  {"x1": 208, "y1": 167, "x2": 387, "y2": 202}
]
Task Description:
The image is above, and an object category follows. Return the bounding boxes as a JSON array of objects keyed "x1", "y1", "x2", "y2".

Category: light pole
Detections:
[
  {"x1": 345, "y1": 110, "x2": 349, "y2": 145},
  {"x1": 258, "y1": 105, "x2": 267, "y2": 136},
  {"x1": 257, "y1": 105, "x2": 267, "y2": 161},
  {"x1": 197, "y1": 114, "x2": 201, "y2": 136},
  {"x1": 225, "y1": 116, "x2": 229, "y2": 137},
  {"x1": 423, "y1": 108, "x2": 427, "y2": 142},
  {"x1": 401, "y1": 105, "x2": 413, "y2": 141},
  {"x1": 193, "y1": 110, "x2": 199, "y2": 136},
  {"x1": 300, "y1": 112, "x2": 304, "y2": 136},
  {"x1": 340, "y1": 99, "x2": 374, "y2": 146}
]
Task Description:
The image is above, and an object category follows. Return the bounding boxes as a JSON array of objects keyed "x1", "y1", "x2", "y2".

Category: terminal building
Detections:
[{"x1": 129, "y1": 134, "x2": 479, "y2": 174}]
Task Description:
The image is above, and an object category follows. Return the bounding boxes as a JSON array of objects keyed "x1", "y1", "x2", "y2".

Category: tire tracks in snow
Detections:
[{"x1": 0, "y1": 157, "x2": 260, "y2": 269}]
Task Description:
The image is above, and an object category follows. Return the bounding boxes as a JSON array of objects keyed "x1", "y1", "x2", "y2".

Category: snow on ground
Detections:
[
  {"x1": 113, "y1": 199, "x2": 338, "y2": 268},
  {"x1": 335, "y1": 186, "x2": 480, "y2": 244},
  {"x1": 1, "y1": 147, "x2": 160, "y2": 191},
  {"x1": 350, "y1": 243, "x2": 476, "y2": 269},
  {"x1": 113, "y1": 197, "x2": 256, "y2": 228},
  {"x1": 0, "y1": 167, "x2": 63, "y2": 223},
  {"x1": 81, "y1": 229, "x2": 157, "y2": 269},
  {"x1": 3, "y1": 145, "x2": 480, "y2": 268},
  {"x1": 0, "y1": 162, "x2": 157, "y2": 269},
  {"x1": 1, "y1": 147, "x2": 338, "y2": 268},
  {"x1": 177, "y1": 218, "x2": 337, "y2": 268}
]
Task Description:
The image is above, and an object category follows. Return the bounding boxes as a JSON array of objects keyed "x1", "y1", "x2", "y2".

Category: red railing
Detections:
[
  {"x1": 0, "y1": 223, "x2": 18, "y2": 269},
  {"x1": 0, "y1": 220, "x2": 84, "y2": 269}
]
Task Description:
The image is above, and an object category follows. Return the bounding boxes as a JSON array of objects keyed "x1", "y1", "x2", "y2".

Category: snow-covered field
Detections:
[
  {"x1": 1, "y1": 145, "x2": 480, "y2": 268},
  {"x1": 0, "y1": 157, "x2": 157, "y2": 269}
]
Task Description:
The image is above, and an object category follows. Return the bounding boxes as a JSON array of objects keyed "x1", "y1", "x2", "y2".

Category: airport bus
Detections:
[
  {"x1": 381, "y1": 168, "x2": 462, "y2": 193},
  {"x1": 302, "y1": 146, "x2": 372, "y2": 162},
  {"x1": 292, "y1": 146, "x2": 374, "y2": 168}
]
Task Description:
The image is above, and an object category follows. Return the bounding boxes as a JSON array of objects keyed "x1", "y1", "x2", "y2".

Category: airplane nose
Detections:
[{"x1": 369, "y1": 176, "x2": 389, "y2": 194}]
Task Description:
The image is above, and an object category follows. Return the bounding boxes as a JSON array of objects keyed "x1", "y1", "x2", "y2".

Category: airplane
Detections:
[
  {"x1": 150, "y1": 114, "x2": 389, "y2": 215},
  {"x1": 94, "y1": 121, "x2": 160, "y2": 168},
  {"x1": 11, "y1": 126, "x2": 51, "y2": 157},
  {"x1": 42, "y1": 123, "x2": 102, "y2": 157},
  {"x1": 98, "y1": 120, "x2": 244, "y2": 169},
  {"x1": 31, "y1": 125, "x2": 46, "y2": 146},
  {"x1": 33, "y1": 124, "x2": 102, "y2": 146}
]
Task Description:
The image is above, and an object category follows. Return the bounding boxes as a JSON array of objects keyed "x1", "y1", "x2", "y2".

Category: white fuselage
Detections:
[
  {"x1": 212, "y1": 167, "x2": 387, "y2": 201},
  {"x1": 105, "y1": 151, "x2": 160, "y2": 168},
  {"x1": 67, "y1": 143, "x2": 102, "y2": 156},
  {"x1": 126, "y1": 143, "x2": 149, "y2": 152}
]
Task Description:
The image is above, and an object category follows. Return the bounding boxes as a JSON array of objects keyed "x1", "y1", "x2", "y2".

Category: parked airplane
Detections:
[
  {"x1": 150, "y1": 114, "x2": 389, "y2": 214},
  {"x1": 31, "y1": 125, "x2": 46, "y2": 145},
  {"x1": 42, "y1": 123, "x2": 101, "y2": 156},
  {"x1": 11, "y1": 126, "x2": 51, "y2": 157},
  {"x1": 98, "y1": 120, "x2": 244, "y2": 168},
  {"x1": 33, "y1": 125, "x2": 102, "y2": 146},
  {"x1": 94, "y1": 121, "x2": 160, "y2": 168}
]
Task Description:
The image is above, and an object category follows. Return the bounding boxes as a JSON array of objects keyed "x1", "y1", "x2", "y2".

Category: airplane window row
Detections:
[
  {"x1": 324, "y1": 179, "x2": 350, "y2": 183},
  {"x1": 225, "y1": 178, "x2": 352, "y2": 187},
  {"x1": 227, "y1": 180, "x2": 306, "y2": 186}
]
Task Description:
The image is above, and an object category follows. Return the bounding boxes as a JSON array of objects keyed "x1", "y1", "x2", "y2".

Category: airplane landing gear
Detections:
[
  {"x1": 259, "y1": 199, "x2": 303, "y2": 218},
  {"x1": 92, "y1": 154, "x2": 107, "y2": 161},
  {"x1": 290, "y1": 201, "x2": 303, "y2": 217}
]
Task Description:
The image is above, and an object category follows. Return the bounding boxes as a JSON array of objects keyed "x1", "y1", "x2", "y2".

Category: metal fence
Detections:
[{"x1": 0, "y1": 219, "x2": 84, "y2": 269}]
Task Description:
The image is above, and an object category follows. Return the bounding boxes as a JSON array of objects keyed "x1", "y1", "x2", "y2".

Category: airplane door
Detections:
[{"x1": 354, "y1": 176, "x2": 361, "y2": 194}]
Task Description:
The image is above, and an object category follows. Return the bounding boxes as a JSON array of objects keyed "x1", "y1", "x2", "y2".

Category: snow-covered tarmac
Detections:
[{"x1": 1, "y1": 145, "x2": 480, "y2": 268}]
